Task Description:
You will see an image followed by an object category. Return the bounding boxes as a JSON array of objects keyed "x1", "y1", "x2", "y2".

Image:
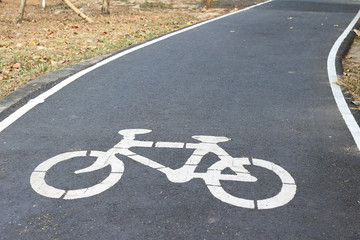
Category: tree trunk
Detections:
[
  {"x1": 202, "y1": 0, "x2": 213, "y2": 9},
  {"x1": 101, "y1": 0, "x2": 110, "y2": 14},
  {"x1": 62, "y1": 0, "x2": 93, "y2": 23},
  {"x1": 16, "y1": 0, "x2": 27, "y2": 24}
]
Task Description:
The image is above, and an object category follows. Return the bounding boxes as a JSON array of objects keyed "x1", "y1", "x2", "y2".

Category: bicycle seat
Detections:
[
  {"x1": 192, "y1": 135, "x2": 231, "y2": 143},
  {"x1": 118, "y1": 129, "x2": 152, "y2": 137}
]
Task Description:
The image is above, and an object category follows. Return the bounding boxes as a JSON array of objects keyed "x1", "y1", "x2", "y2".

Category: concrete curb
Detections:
[
  {"x1": 336, "y1": 20, "x2": 360, "y2": 124},
  {"x1": 0, "y1": 53, "x2": 112, "y2": 115},
  {"x1": 0, "y1": 1, "x2": 266, "y2": 119},
  {"x1": 0, "y1": 0, "x2": 276, "y2": 128},
  {"x1": 0, "y1": 4, "x2": 358, "y2": 122},
  {"x1": 336, "y1": 20, "x2": 360, "y2": 73}
]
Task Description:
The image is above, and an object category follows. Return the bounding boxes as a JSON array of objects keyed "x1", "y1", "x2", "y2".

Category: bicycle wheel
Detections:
[
  {"x1": 30, "y1": 151, "x2": 124, "y2": 199},
  {"x1": 204, "y1": 158, "x2": 296, "y2": 209}
]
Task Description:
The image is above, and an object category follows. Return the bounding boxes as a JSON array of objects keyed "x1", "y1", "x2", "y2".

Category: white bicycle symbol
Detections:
[{"x1": 30, "y1": 129, "x2": 296, "y2": 209}]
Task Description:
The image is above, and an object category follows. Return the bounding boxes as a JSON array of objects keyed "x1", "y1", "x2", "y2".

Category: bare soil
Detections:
[{"x1": 0, "y1": 0, "x2": 264, "y2": 99}]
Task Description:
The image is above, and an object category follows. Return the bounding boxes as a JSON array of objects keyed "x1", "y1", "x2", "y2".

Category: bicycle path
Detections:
[{"x1": 1, "y1": 0, "x2": 360, "y2": 239}]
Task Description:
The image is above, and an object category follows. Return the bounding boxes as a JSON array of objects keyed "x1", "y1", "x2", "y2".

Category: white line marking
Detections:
[
  {"x1": 155, "y1": 142, "x2": 184, "y2": 148},
  {"x1": 327, "y1": 10, "x2": 360, "y2": 151},
  {"x1": 0, "y1": 0, "x2": 272, "y2": 134}
]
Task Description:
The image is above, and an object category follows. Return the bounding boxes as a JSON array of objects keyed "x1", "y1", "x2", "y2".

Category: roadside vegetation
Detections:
[
  {"x1": 1, "y1": 0, "x2": 359, "y2": 106},
  {"x1": 1, "y1": 0, "x2": 249, "y2": 99},
  {"x1": 339, "y1": 30, "x2": 360, "y2": 110}
]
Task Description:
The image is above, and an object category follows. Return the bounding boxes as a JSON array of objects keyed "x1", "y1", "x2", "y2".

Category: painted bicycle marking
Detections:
[{"x1": 30, "y1": 129, "x2": 296, "y2": 209}]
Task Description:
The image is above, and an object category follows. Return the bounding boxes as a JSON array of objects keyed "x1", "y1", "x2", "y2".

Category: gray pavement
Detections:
[{"x1": 1, "y1": 0, "x2": 360, "y2": 239}]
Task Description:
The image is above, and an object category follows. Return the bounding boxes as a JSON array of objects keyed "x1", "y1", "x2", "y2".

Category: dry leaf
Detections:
[
  {"x1": 13, "y1": 63, "x2": 20, "y2": 69},
  {"x1": 352, "y1": 100, "x2": 360, "y2": 106},
  {"x1": 2, "y1": 69, "x2": 10, "y2": 75},
  {"x1": 353, "y1": 29, "x2": 360, "y2": 36},
  {"x1": 51, "y1": 61, "x2": 60, "y2": 66}
]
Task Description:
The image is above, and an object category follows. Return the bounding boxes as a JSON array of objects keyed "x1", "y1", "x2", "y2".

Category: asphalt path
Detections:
[{"x1": 1, "y1": 0, "x2": 360, "y2": 239}]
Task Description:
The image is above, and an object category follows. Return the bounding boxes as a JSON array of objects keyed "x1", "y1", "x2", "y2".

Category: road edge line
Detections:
[
  {"x1": 327, "y1": 10, "x2": 360, "y2": 151},
  {"x1": 0, "y1": 0, "x2": 272, "y2": 134}
]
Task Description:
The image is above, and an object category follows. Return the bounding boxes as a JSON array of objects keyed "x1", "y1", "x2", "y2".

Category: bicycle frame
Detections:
[{"x1": 76, "y1": 129, "x2": 257, "y2": 184}]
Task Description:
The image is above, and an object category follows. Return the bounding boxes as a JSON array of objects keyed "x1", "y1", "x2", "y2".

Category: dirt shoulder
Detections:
[{"x1": 0, "y1": 0, "x2": 264, "y2": 99}]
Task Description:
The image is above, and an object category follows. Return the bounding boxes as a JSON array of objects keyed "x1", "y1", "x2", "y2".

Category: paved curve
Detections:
[{"x1": 1, "y1": 0, "x2": 360, "y2": 239}]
